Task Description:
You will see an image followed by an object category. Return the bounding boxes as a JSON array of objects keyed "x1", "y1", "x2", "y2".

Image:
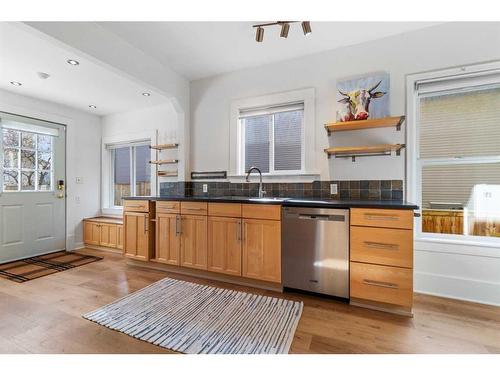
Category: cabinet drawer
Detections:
[
  {"x1": 208, "y1": 203, "x2": 241, "y2": 218},
  {"x1": 157, "y1": 201, "x2": 180, "y2": 214},
  {"x1": 124, "y1": 200, "x2": 150, "y2": 213},
  {"x1": 350, "y1": 262, "x2": 413, "y2": 308},
  {"x1": 350, "y1": 226, "x2": 413, "y2": 268},
  {"x1": 181, "y1": 201, "x2": 208, "y2": 215},
  {"x1": 242, "y1": 204, "x2": 281, "y2": 220},
  {"x1": 350, "y1": 208, "x2": 413, "y2": 229}
]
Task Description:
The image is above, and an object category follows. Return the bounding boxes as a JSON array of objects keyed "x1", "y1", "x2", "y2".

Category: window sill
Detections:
[
  {"x1": 228, "y1": 172, "x2": 320, "y2": 183},
  {"x1": 415, "y1": 235, "x2": 500, "y2": 258},
  {"x1": 102, "y1": 207, "x2": 123, "y2": 216}
]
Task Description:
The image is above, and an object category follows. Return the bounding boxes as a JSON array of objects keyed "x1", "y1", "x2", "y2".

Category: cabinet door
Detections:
[
  {"x1": 156, "y1": 213, "x2": 181, "y2": 265},
  {"x1": 208, "y1": 216, "x2": 242, "y2": 276},
  {"x1": 242, "y1": 219, "x2": 281, "y2": 283},
  {"x1": 124, "y1": 212, "x2": 150, "y2": 260},
  {"x1": 84, "y1": 221, "x2": 100, "y2": 246},
  {"x1": 180, "y1": 215, "x2": 208, "y2": 270},
  {"x1": 100, "y1": 223, "x2": 118, "y2": 248},
  {"x1": 117, "y1": 225, "x2": 123, "y2": 250}
]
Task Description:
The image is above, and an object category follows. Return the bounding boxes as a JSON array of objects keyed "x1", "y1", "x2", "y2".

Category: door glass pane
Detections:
[
  {"x1": 421, "y1": 162, "x2": 500, "y2": 238},
  {"x1": 274, "y1": 110, "x2": 303, "y2": 171},
  {"x1": 21, "y1": 170, "x2": 35, "y2": 191},
  {"x1": 135, "y1": 144, "x2": 151, "y2": 196},
  {"x1": 37, "y1": 151, "x2": 52, "y2": 170},
  {"x1": 38, "y1": 171, "x2": 51, "y2": 191},
  {"x1": 37, "y1": 134, "x2": 52, "y2": 152},
  {"x1": 21, "y1": 132, "x2": 36, "y2": 149},
  {"x1": 3, "y1": 129, "x2": 19, "y2": 147},
  {"x1": 3, "y1": 170, "x2": 18, "y2": 191},
  {"x1": 114, "y1": 147, "x2": 131, "y2": 206},
  {"x1": 243, "y1": 115, "x2": 270, "y2": 173},
  {"x1": 4, "y1": 148, "x2": 18, "y2": 168},
  {"x1": 21, "y1": 150, "x2": 35, "y2": 169}
]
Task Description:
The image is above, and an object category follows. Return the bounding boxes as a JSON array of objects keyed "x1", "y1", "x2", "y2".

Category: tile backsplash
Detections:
[{"x1": 160, "y1": 180, "x2": 404, "y2": 200}]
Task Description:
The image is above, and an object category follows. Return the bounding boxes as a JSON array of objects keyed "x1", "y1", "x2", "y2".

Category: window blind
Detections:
[
  {"x1": 239, "y1": 102, "x2": 304, "y2": 118},
  {"x1": 274, "y1": 110, "x2": 303, "y2": 171},
  {"x1": 419, "y1": 86, "x2": 500, "y2": 159},
  {"x1": 243, "y1": 115, "x2": 270, "y2": 173}
]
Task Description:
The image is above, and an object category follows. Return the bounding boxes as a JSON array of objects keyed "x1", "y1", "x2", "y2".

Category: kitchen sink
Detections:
[{"x1": 248, "y1": 197, "x2": 287, "y2": 202}]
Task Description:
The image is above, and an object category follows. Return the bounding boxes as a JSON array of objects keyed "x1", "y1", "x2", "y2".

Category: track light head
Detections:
[
  {"x1": 280, "y1": 23, "x2": 290, "y2": 38},
  {"x1": 301, "y1": 21, "x2": 312, "y2": 36},
  {"x1": 256, "y1": 26, "x2": 264, "y2": 42}
]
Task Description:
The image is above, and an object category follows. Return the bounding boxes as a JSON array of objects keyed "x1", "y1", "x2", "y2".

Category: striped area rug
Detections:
[{"x1": 84, "y1": 277, "x2": 303, "y2": 354}]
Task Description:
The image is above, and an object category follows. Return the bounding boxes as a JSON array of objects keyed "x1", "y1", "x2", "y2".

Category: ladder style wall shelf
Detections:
[
  {"x1": 150, "y1": 143, "x2": 179, "y2": 150},
  {"x1": 149, "y1": 159, "x2": 178, "y2": 165},
  {"x1": 324, "y1": 144, "x2": 405, "y2": 162},
  {"x1": 325, "y1": 116, "x2": 405, "y2": 135}
]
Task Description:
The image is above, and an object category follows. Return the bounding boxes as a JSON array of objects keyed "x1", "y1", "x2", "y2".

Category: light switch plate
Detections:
[
  {"x1": 330, "y1": 183, "x2": 338, "y2": 195},
  {"x1": 203, "y1": 184, "x2": 208, "y2": 193},
  {"x1": 75, "y1": 177, "x2": 83, "y2": 184}
]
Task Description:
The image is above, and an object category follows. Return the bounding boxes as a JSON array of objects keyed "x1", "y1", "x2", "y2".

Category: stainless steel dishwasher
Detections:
[{"x1": 282, "y1": 206, "x2": 349, "y2": 299}]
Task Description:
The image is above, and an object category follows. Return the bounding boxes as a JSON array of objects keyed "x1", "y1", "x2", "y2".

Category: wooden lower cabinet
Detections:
[
  {"x1": 155, "y1": 213, "x2": 180, "y2": 265},
  {"x1": 124, "y1": 212, "x2": 154, "y2": 261},
  {"x1": 208, "y1": 216, "x2": 242, "y2": 276},
  {"x1": 242, "y1": 218, "x2": 281, "y2": 283},
  {"x1": 99, "y1": 223, "x2": 118, "y2": 248},
  {"x1": 117, "y1": 225, "x2": 123, "y2": 250},
  {"x1": 180, "y1": 215, "x2": 208, "y2": 270},
  {"x1": 84, "y1": 221, "x2": 100, "y2": 246}
]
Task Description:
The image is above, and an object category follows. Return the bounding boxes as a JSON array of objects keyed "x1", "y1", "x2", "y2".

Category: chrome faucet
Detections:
[{"x1": 245, "y1": 166, "x2": 266, "y2": 198}]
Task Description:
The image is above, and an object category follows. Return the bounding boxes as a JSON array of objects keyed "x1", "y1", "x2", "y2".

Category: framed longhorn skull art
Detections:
[{"x1": 336, "y1": 71, "x2": 390, "y2": 122}]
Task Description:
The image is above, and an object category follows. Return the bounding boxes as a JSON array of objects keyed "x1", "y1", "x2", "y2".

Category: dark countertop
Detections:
[{"x1": 124, "y1": 195, "x2": 418, "y2": 210}]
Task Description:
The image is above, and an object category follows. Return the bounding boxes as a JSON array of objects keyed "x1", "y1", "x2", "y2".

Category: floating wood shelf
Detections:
[
  {"x1": 325, "y1": 116, "x2": 405, "y2": 134},
  {"x1": 157, "y1": 170, "x2": 178, "y2": 177},
  {"x1": 149, "y1": 159, "x2": 178, "y2": 165},
  {"x1": 324, "y1": 144, "x2": 405, "y2": 162},
  {"x1": 150, "y1": 143, "x2": 179, "y2": 150}
]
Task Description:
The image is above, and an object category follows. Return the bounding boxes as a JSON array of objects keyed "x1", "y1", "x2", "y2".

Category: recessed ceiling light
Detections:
[
  {"x1": 142, "y1": 92, "x2": 151, "y2": 97},
  {"x1": 10, "y1": 81, "x2": 22, "y2": 86},
  {"x1": 88, "y1": 105, "x2": 97, "y2": 109},
  {"x1": 67, "y1": 59, "x2": 80, "y2": 66}
]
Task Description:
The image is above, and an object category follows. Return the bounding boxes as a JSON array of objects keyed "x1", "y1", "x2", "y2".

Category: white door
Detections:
[{"x1": 0, "y1": 112, "x2": 66, "y2": 263}]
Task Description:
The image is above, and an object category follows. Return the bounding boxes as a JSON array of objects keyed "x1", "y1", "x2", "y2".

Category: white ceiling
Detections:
[
  {"x1": 98, "y1": 21, "x2": 440, "y2": 81},
  {"x1": 0, "y1": 22, "x2": 168, "y2": 116}
]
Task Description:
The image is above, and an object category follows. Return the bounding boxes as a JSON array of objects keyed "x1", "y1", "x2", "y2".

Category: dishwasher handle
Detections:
[{"x1": 298, "y1": 214, "x2": 345, "y2": 222}]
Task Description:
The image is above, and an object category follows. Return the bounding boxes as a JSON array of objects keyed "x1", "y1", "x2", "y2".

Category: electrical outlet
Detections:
[
  {"x1": 75, "y1": 177, "x2": 83, "y2": 184},
  {"x1": 330, "y1": 183, "x2": 338, "y2": 195},
  {"x1": 75, "y1": 196, "x2": 81, "y2": 204},
  {"x1": 203, "y1": 184, "x2": 208, "y2": 193}
]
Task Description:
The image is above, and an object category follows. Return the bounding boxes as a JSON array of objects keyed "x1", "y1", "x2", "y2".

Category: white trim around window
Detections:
[
  {"x1": 229, "y1": 88, "x2": 318, "y2": 180},
  {"x1": 406, "y1": 60, "x2": 500, "y2": 254}
]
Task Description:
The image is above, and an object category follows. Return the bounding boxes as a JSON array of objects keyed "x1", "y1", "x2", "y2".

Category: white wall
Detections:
[
  {"x1": 190, "y1": 22, "x2": 500, "y2": 306},
  {"x1": 100, "y1": 102, "x2": 183, "y2": 213},
  {"x1": 0, "y1": 88, "x2": 101, "y2": 250},
  {"x1": 190, "y1": 22, "x2": 500, "y2": 183}
]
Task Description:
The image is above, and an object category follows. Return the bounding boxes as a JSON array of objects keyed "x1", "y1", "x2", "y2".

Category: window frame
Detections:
[
  {"x1": 239, "y1": 107, "x2": 305, "y2": 176},
  {"x1": 1, "y1": 128, "x2": 54, "y2": 193},
  {"x1": 229, "y1": 88, "x2": 318, "y2": 180},
  {"x1": 407, "y1": 61, "x2": 500, "y2": 249},
  {"x1": 108, "y1": 140, "x2": 152, "y2": 209}
]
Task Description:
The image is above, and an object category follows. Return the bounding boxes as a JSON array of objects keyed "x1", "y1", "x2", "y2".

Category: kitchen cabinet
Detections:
[
  {"x1": 124, "y1": 211, "x2": 154, "y2": 261},
  {"x1": 180, "y1": 214, "x2": 208, "y2": 270},
  {"x1": 155, "y1": 213, "x2": 180, "y2": 265},
  {"x1": 242, "y1": 218, "x2": 281, "y2": 283},
  {"x1": 208, "y1": 216, "x2": 242, "y2": 276},
  {"x1": 83, "y1": 217, "x2": 123, "y2": 250}
]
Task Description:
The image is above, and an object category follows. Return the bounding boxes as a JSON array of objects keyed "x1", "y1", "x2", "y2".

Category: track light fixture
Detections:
[
  {"x1": 253, "y1": 21, "x2": 311, "y2": 42},
  {"x1": 255, "y1": 26, "x2": 264, "y2": 42},
  {"x1": 280, "y1": 23, "x2": 290, "y2": 38},
  {"x1": 302, "y1": 21, "x2": 312, "y2": 36}
]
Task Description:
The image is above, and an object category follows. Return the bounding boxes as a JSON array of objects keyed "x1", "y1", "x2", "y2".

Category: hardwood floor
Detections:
[{"x1": 0, "y1": 248, "x2": 499, "y2": 354}]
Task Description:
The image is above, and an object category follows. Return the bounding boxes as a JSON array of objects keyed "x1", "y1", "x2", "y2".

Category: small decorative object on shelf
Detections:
[
  {"x1": 324, "y1": 144, "x2": 405, "y2": 162},
  {"x1": 337, "y1": 72, "x2": 389, "y2": 122}
]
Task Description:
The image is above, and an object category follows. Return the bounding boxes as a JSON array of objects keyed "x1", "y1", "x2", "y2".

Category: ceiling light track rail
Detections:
[{"x1": 253, "y1": 21, "x2": 311, "y2": 42}]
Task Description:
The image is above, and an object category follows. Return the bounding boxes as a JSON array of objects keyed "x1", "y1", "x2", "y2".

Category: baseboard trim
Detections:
[{"x1": 415, "y1": 271, "x2": 500, "y2": 307}]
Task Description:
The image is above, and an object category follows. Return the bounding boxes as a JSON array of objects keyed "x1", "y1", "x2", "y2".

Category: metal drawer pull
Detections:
[
  {"x1": 186, "y1": 207, "x2": 205, "y2": 211},
  {"x1": 237, "y1": 221, "x2": 242, "y2": 241},
  {"x1": 175, "y1": 215, "x2": 181, "y2": 236},
  {"x1": 364, "y1": 241, "x2": 399, "y2": 250},
  {"x1": 364, "y1": 214, "x2": 399, "y2": 221},
  {"x1": 127, "y1": 204, "x2": 144, "y2": 208},
  {"x1": 363, "y1": 279, "x2": 399, "y2": 289}
]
